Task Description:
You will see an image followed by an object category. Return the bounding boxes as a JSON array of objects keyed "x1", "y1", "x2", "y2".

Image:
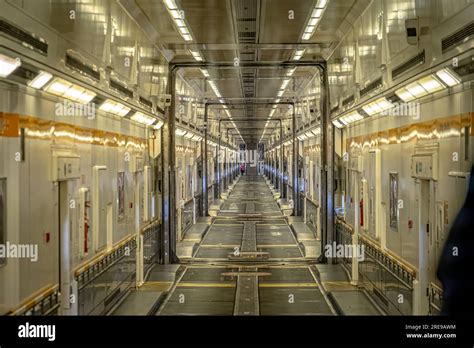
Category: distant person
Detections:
[
  {"x1": 437, "y1": 165, "x2": 474, "y2": 316},
  {"x1": 240, "y1": 163, "x2": 245, "y2": 175}
]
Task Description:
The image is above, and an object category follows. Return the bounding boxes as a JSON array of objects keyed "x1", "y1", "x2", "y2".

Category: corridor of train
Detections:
[
  {"x1": 0, "y1": 0, "x2": 473, "y2": 320},
  {"x1": 157, "y1": 175, "x2": 334, "y2": 316}
]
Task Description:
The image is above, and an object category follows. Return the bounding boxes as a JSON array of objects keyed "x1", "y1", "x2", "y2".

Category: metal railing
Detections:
[
  {"x1": 7, "y1": 284, "x2": 60, "y2": 316},
  {"x1": 74, "y1": 219, "x2": 160, "y2": 315},
  {"x1": 429, "y1": 282, "x2": 444, "y2": 315},
  {"x1": 335, "y1": 218, "x2": 416, "y2": 315},
  {"x1": 142, "y1": 220, "x2": 161, "y2": 270},
  {"x1": 180, "y1": 197, "x2": 194, "y2": 236}
]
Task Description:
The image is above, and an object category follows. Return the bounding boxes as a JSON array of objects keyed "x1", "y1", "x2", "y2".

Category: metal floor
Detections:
[{"x1": 157, "y1": 175, "x2": 335, "y2": 316}]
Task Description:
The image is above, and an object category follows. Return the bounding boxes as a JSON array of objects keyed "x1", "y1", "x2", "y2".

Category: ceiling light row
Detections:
[
  {"x1": 164, "y1": 0, "x2": 192, "y2": 41},
  {"x1": 1, "y1": 52, "x2": 164, "y2": 128},
  {"x1": 43, "y1": 77, "x2": 97, "y2": 104},
  {"x1": 175, "y1": 127, "x2": 202, "y2": 141},
  {"x1": 332, "y1": 67, "x2": 462, "y2": 129},
  {"x1": 362, "y1": 97, "x2": 392, "y2": 116},
  {"x1": 0, "y1": 52, "x2": 21, "y2": 77},
  {"x1": 189, "y1": 50, "x2": 203, "y2": 61},
  {"x1": 293, "y1": 49, "x2": 305, "y2": 61},
  {"x1": 395, "y1": 67, "x2": 461, "y2": 102},
  {"x1": 302, "y1": 0, "x2": 328, "y2": 41}
]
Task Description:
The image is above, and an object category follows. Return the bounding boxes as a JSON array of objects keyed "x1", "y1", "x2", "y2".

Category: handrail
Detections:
[
  {"x1": 361, "y1": 233, "x2": 417, "y2": 277},
  {"x1": 429, "y1": 282, "x2": 444, "y2": 313},
  {"x1": 305, "y1": 196, "x2": 319, "y2": 208},
  {"x1": 74, "y1": 234, "x2": 136, "y2": 277},
  {"x1": 140, "y1": 218, "x2": 160, "y2": 236},
  {"x1": 182, "y1": 197, "x2": 194, "y2": 206},
  {"x1": 335, "y1": 218, "x2": 417, "y2": 281},
  {"x1": 7, "y1": 284, "x2": 59, "y2": 316}
]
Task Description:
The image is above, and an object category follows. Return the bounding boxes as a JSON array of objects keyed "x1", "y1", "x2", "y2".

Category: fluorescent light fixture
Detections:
[
  {"x1": 191, "y1": 134, "x2": 202, "y2": 141},
  {"x1": 312, "y1": 8, "x2": 323, "y2": 17},
  {"x1": 45, "y1": 78, "x2": 72, "y2": 95},
  {"x1": 302, "y1": 33, "x2": 312, "y2": 41},
  {"x1": 76, "y1": 90, "x2": 96, "y2": 104},
  {"x1": 405, "y1": 81, "x2": 429, "y2": 99},
  {"x1": 293, "y1": 49, "x2": 305, "y2": 60},
  {"x1": 179, "y1": 26, "x2": 189, "y2": 35},
  {"x1": 154, "y1": 120, "x2": 164, "y2": 129},
  {"x1": 184, "y1": 131, "x2": 194, "y2": 139},
  {"x1": 182, "y1": 34, "x2": 192, "y2": 41},
  {"x1": 435, "y1": 68, "x2": 461, "y2": 87},
  {"x1": 286, "y1": 68, "x2": 296, "y2": 76},
  {"x1": 131, "y1": 112, "x2": 155, "y2": 126},
  {"x1": 0, "y1": 53, "x2": 21, "y2": 78},
  {"x1": 200, "y1": 68, "x2": 210, "y2": 77},
  {"x1": 164, "y1": 0, "x2": 177, "y2": 9},
  {"x1": 308, "y1": 18, "x2": 319, "y2": 26},
  {"x1": 395, "y1": 87, "x2": 416, "y2": 102},
  {"x1": 190, "y1": 50, "x2": 203, "y2": 61},
  {"x1": 362, "y1": 97, "x2": 392, "y2": 116},
  {"x1": 28, "y1": 71, "x2": 53, "y2": 89},
  {"x1": 297, "y1": 134, "x2": 308, "y2": 141},
  {"x1": 340, "y1": 111, "x2": 363, "y2": 125},
  {"x1": 44, "y1": 78, "x2": 97, "y2": 104},
  {"x1": 175, "y1": 128, "x2": 187, "y2": 136},
  {"x1": 332, "y1": 119, "x2": 344, "y2": 128},
  {"x1": 317, "y1": 0, "x2": 328, "y2": 7},
  {"x1": 305, "y1": 131, "x2": 313, "y2": 138},
  {"x1": 418, "y1": 75, "x2": 444, "y2": 93},
  {"x1": 311, "y1": 128, "x2": 321, "y2": 135},
  {"x1": 63, "y1": 85, "x2": 86, "y2": 100},
  {"x1": 99, "y1": 99, "x2": 131, "y2": 116},
  {"x1": 170, "y1": 10, "x2": 181, "y2": 19}
]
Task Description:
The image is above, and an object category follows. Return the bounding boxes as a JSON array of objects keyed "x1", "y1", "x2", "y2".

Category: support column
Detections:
[
  {"x1": 351, "y1": 171, "x2": 360, "y2": 285},
  {"x1": 280, "y1": 120, "x2": 284, "y2": 198},
  {"x1": 161, "y1": 66, "x2": 178, "y2": 264},
  {"x1": 319, "y1": 63, "x2": 334, "y2": 263},
  {"x1": 292, "y1": 105, "x2": 298, "y2": 214},
  {"x1": 202, "y1": 104, "x2": 209, "y2": 216}
]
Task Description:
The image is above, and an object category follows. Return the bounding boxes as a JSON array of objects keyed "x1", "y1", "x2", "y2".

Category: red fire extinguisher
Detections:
[{"x1": 359, "y1": 199, "x2": 364, "y2": 227}]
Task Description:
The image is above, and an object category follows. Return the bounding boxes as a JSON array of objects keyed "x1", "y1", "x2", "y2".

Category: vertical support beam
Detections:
[
  {"x1": 279, "y1": 119, "x2": 283, "y2": 198},
  {"x1": 202, "y1": 103, "x2": 209, "y2": 216},
  {"x1": 352, "y1": 171, "x2": 360, "y2": 285},
  {"x1": 319, "y1": 62, "x2": 334, "y2": 263},
  {"x1": 135, "y1": 172, "x2": 144, "y2": 286},
  {"x1": 161, "y1": 65, "x2": 178, "y2": 264},
  {"x1": 292, "y1": 105, "x2": 298, "y2": 215},
  {"x1": 217, "y1": 122, "x2": 221, "y2": 198}
]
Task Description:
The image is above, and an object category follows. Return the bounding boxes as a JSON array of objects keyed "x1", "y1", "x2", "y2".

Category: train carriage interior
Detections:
[{"x1": 0, "y1": 0, "x2": 473, "y2": 321}]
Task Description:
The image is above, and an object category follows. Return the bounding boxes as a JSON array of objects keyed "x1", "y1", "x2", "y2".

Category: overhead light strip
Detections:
[
  {"x1": 302, "y1": 0, "x2": 328, "y2": 41},
  {"x1": 163, "y1": 0, "x2": 193, "y2": 41}
]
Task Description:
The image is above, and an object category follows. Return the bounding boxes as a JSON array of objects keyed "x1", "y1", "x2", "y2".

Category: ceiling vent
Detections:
[
  {"x1": 392, "y1": 50, "x2": 425, "y2": 80},
  {"x1": 139, "y1": 96, "x2": 153, "y2": 109},
  {"x1": 360, "y1": 77, "x2": 383, "y2": 98},
  {"x1": 0, "y1": 18, "x2": 48, "y2": 55},
  {"x1": 66, "y1": 54, "x2": 100, "y2": 81},
  {"x1": 109, "y1": 79, "x2": 134, "y2": 99},
  {"x1": 342, "y1": 95, "x2": 355, "y2": 107},
  {"x1": 442, "y1": 21, "x2": 474, "y2": 53}
]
